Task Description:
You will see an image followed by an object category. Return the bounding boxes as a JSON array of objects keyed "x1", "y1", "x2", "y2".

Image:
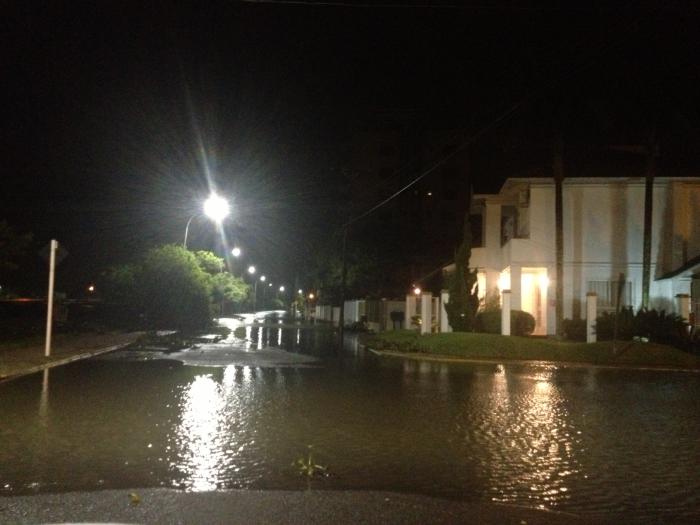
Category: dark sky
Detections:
[{"x1": 3, "y1": 1, "x2": 699, "y2": 294}]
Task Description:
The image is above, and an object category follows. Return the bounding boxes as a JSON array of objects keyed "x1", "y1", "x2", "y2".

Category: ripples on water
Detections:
[{"x1": 0, "y1": 323, "x2": 699, "y2": 523}]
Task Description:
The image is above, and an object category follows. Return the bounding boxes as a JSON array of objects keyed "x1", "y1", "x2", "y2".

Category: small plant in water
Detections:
[{"x1": 293, "y1": 445, "x2": 328, "y2": 478}]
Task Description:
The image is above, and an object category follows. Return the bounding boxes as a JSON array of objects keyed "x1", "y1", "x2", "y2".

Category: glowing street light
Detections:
[
  {"x1": 308, "y1": 293, "x2": 315, "y2": 300},
  {"x1": 231, "y1": 246, "x2": 242, "y2": 257},
  {"x1": 183, "y1": 193, "x2": 230, "y2": 249},
  {"x1": 297, "y1": 289, "x2": 303, "y2": 294},
  {"x1": 203, "y1": 194, "x2": 230, "y2": 222},
  {"x1": 248, "y1": 265, "x2": 256, "y2": 275},
  {"x1": 413, "y1": 287, "x2": 421, "y2": 296},
  {"x1": 87, "y1": 285, "x2": 95, "y2": 293},
  {"x1": 260, "y1": 275, "x2": 266, "y2": 282},
  {"x1": 279, "y1": 286, "x2": 285, "y2": 292}
]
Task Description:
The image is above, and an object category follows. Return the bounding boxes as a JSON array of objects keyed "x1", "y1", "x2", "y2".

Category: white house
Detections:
[{"x1": 460, "y1": 177, "x2": 700, "y2": 335}]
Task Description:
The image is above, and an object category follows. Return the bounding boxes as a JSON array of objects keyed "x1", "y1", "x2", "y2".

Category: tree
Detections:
[
  {"x1": 193, "y1": 250, "x2": 224, "y2": 275},
  {"x1": 0, "y1": 220, "x2": 32, "y2": 283},
  {"x1": 444, "y1": 197, "x2": 480, "y2": 332},
  {"x1": 136, "y1": 245, "x2": 213, "y2": 330},
  {"x1": 210, "y1": 271, "x2": 248, "y2": 304},
  {"x1": 102, "y1": 245, "x2": 250, "y2": 328}
]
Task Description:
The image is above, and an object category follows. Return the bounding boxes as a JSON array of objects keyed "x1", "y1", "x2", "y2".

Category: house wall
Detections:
[{"x1": 470, "y1": 178, "x2": 700, "y2": 333}]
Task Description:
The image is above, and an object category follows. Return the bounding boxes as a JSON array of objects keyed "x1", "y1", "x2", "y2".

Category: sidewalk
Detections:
[{"x1": 0, "y1": 331, "x2": 142, "y2": 382}]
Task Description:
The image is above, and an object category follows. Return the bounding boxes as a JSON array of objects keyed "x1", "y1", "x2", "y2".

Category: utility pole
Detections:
[
  {"x1": 553, "y1": 137, "x2": 564, "y2": 337},
  {"x1": 44, "y1": 239, "x2": 58, "y2": 357},
  {"x1": 338, "y1": 226, "x2": 348, "y2": 354},
  {"x1": 641, "y1": 139, "x2": 658, "y2": 310}
]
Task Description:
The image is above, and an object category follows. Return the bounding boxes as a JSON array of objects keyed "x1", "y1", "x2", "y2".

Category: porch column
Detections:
[
  {"x1": 501, "y1": 289, "x2": 511, "y2": 336},
  {"x1": 421, "y1": 292, "x2": 433, "y2": 334},
  {"x1": 510, "y1": 264, "x2": 522, "y2": 311},
  {"x1": 676, "y1": 293, "x2": 690, "y2": 322},
  {"x1": 586, "y1": 292, "x2": 597, "y2": 343},
  {"x1": 440, "y1": 290, "x2": 452, "y2": 333},
  {"x1": 405, "y1": 294, "x2": 416, "y2": 330}
]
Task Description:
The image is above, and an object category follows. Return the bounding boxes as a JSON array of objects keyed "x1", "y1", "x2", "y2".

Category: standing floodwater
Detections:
[{"x1": 1, "y1": 317, "x2": 699, "y2": 523}]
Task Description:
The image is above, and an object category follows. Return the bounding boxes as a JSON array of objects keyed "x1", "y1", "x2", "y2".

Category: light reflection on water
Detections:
[{"x1": 0, "y1": 325, "x2": 699, "y2": 523}]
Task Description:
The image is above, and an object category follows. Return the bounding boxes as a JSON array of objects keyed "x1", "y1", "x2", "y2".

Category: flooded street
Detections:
[{"x1": 1, "y1": 316, "x2": 699, "y2": 523}]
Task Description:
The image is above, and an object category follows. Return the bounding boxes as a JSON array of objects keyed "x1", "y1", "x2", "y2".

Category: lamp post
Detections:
[
  {"x1": 248, "y1": 265, "x2": 257, "y2": 313},
  {"x1": 260, "y1": 275, "x2": 267, "y2": 311},
  {"x1": 183, "y1": 194, "x2": 230, "y2": 249}
]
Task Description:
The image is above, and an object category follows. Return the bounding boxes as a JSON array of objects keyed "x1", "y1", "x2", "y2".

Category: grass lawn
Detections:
[{"x1": 364, "y1": 330, "x2": 700, "y2": 369}]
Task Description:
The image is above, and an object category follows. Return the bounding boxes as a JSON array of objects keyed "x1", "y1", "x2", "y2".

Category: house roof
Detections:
[
  {"x1": 473, "y1": 176, "x2": 700, "y2": 202},
  {"x1": 656, "y1": 253, "x2": 700, "y2": 281}
]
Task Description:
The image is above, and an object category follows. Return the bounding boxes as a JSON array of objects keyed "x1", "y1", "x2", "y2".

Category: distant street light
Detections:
[
  {"x1": 248, "y1": 266, "x2": 258, "y2": 314},
  {"x1": 279, "y1": 286, "x2": 285, "y2": 292},
  {"x1": 183, "y1": 193, "x2": 230, "y2": 249},
  {"x1": 231, "y1": 246, "x2": 242, "y2": 257},
  {"x1": 298, "y1": 289, "x2": 303, "y2": 294},
  {"x1": 308, "y1": 293, "x2": 315, "y2": 300},
  {"x1": 87, "y1": 285, "x2": 95, "y2": 293},
  {"x1": 260, "y1": 275, "x2": 266, "y2": 282},
  {"x1": 413, "y1": 287, "x2": 421, "y2": 295}
]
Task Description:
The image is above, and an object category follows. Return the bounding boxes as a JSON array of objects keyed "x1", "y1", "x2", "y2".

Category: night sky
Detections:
[{"x1": 3, "y1": 2, "x2": 699, "y2": 296}]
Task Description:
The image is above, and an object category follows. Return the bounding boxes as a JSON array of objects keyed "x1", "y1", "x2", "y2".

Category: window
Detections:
[{"x1": 587, "y1": 280, "x2": 633, "y2": 309}]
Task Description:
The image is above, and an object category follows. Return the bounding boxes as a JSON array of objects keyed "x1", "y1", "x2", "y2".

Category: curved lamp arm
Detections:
[{"x1": 183, "y1": 214, "x2": 199, "y2": 249}]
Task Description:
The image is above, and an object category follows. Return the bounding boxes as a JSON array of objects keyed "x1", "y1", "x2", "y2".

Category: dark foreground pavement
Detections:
[{"x1": 0, "y1": 489, "x2": 596, "y2": 524}]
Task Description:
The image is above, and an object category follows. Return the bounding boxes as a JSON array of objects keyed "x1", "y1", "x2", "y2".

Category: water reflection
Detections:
[
  {"x1": 462, "y1": 364, "x2": 581, "y2": 510},
  {"x1": 176, "y1": 374, "x2": 226, "y2": 491}
]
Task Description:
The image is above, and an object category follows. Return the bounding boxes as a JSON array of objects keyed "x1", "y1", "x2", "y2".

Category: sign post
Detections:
[{"x1": 44, "y1": 239, "x2": 58, "y2": 357}]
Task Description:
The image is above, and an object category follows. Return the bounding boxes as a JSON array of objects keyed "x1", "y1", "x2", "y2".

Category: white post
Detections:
[
  {"x1": 44, "y1": 239, "x2": 58, "y2": 357},
  {"x1": 586, "y1": 292, "x2": 597, "y2": 343},
  {"x1": 501, "y1": 289, "x2": 511, "y2": 336},
  {"x1": 421, "y1": 292, "x2": 432, "y2": 334},
  {"x1": 405, "y1": 294, "x2": 416, "y2": 330},
  {"x1": 440, "y1": 290, "x2": 451, "y2": 333},
  {"x1": 676, "y1": 294, "x2": 690, "y2": 322}
]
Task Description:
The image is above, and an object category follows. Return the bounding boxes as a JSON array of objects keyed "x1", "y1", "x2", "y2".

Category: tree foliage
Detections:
[
  {"x1": 305, "y1": 240, "x2": 379, "y2": 304},
  {"x1": 444, "y1": 199, "x2": 480, "y2": 332},
  {"x1": 193, "y1": 250, "x2": 224, "y2": 275},
  {"x1": 0, "y1": 220, "x2": 33, "y2": 280},
  {"x1": 101, "y1": 245, "x2": 249, "y2": 330}
]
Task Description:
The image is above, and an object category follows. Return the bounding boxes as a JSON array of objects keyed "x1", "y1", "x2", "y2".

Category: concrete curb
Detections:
[
  {"x1": 0, "y1": 334, "x2": 143, "y2": 384},
  {"x1": 363, "y1": 345, "x2": 700, "y2": 374}
]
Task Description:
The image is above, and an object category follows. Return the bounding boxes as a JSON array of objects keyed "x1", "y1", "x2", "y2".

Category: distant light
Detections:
[
  {"x1": 427, "y1": 192, "x2": 432, "y2": 196},
  {"x1": 231, "y1": 247, "x2": 242, "y2": 257},
  {"x1": 203, "y1": 194, "x2": 230, "y2": 223},
  {"x1": 279, "y1": 286, "x2": 285, "y2": 292},
  {"x1": 413, "y1": 287, "x2": 421, "y2": 295},
  {"x1": 248, "y1": 265, "x2": 256, "y2": 275},
  {"x1": 260, "y1": 275, "x2": 266, "y2": 282},
  {"x1": 308, "y1": 293, "x2": 315, "y2": 300},
  {"x1": 298, "y1": 289, "x2": 303, "y2": 294},
  {"x1": 88, "y1": 285, "x2": 95, "y2": 293},
  {"x1": 268, "y1": 283, "x2": 272, "y2": 287}
]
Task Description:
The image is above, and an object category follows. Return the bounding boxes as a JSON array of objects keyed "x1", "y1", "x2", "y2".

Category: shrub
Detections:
[
  {"x1": 595, "y1": 307, "x2": 690, "y2": 348},
  {"x1": 562, "y1": 318, "x2": 587, "y2": 341},
  {"x1": 474, "y1": 309, "x2": 535, "y2": 336}
]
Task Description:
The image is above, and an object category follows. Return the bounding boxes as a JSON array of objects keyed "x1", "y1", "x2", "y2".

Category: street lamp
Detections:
[
  {"x1": 231, "y1": 246, "x2": 242, "y2": 257},
  {"x1": 183, "y1": 193, "x2": 230, "y2": 249},
  {"x1": 279, "y1": 286, "x2": 285, "y2": 292},
  {"x1": 248, "y1": 266, "x2": 258, "y2": 314}
]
